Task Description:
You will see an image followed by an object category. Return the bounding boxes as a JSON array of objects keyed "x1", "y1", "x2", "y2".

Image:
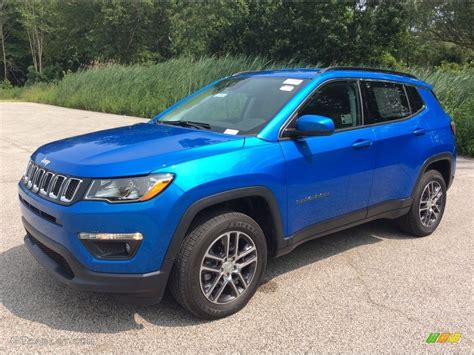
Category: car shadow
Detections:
[{"x1": 1, "y1": 219, "x2": 410, "y2": 333}]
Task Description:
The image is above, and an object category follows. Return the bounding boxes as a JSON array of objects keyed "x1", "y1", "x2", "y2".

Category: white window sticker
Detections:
[
  {"x1": 283, "y1": 78, "x2": 303, "y2": 86},
  {"x1": 214, "y1": 93, "x2": 227, "y2": 98},
  {"x1": 280, "y1": 85, "x2": 294, "y2": 92},
  {"x1": 224, "y1": 129, "x2": 239, "y2": 135},
  {"x1": 341, "y1": 114, "x2": 353, "y2": 125}
]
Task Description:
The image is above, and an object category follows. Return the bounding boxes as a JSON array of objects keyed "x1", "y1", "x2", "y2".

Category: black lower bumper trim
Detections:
[{"x1": 22, "y1": 217, "x2": 167, "y2": 304}]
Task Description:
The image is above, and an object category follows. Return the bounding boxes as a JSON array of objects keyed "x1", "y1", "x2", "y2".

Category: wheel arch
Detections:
[
  {"x1": 412, "y1": 153, "x2": 454, "y2": 195},
  {"x1": 159, "y1": 187, "x2": 285, "y2": 277}
]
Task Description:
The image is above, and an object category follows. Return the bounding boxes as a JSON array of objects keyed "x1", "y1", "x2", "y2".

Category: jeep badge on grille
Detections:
[{"x1": 40, "y1": 157, "x2": 50, "y2": 166}]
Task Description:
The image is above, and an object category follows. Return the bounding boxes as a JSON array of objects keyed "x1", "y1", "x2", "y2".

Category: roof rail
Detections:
[
  {"x1": 231, "y1": 68, "x2": 321, "y2": 77},
  {"x1": 231, "y1": 70, "x2": 255, "y2": 77},
  {"x1": 321, "y1": 66, "x2": 417, "y2": 79}
]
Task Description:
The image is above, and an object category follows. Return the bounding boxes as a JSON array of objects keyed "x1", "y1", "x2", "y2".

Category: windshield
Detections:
[{"x1": 158, "y1": 77, "x2": 308, "y2": 135}]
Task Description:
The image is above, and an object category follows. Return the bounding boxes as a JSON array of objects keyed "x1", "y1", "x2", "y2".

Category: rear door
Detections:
[{"x1": 361, "y1": 81, "x2": 434, "y2": 208}]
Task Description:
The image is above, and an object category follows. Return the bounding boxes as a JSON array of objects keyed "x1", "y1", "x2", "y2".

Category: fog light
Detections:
[
  {"x1": 79, "y1": 232, "x2": 143, "y2": 259},
  {"x1": 79, "y1": 232, "x2": 143, "y2": 241}
]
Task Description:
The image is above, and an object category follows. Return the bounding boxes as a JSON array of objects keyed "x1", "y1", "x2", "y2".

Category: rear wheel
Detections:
[
  {"x1": 398, "y1": 169, "x2": 447, "y2": 237},
  {"x1": 169, "y1": 211, "x2": 267, "y2": 319}
]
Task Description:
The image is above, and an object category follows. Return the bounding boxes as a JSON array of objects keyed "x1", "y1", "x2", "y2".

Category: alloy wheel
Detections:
[
  {"x1": 199, "y1": 231, "x2": 258, "y2": 304},
  {"x1": 419, "y1": 180, "x2": 443, "y2": 227}
]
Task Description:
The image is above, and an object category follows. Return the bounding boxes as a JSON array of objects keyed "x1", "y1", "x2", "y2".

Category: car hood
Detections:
[{"x1": 31, "y1": 123, "x2": 245, "y2": 177}]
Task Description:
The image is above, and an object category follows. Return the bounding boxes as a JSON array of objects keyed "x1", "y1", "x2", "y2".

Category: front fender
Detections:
[{"x1": 159, "y1": 186, "x2": 285, "y2": 277}]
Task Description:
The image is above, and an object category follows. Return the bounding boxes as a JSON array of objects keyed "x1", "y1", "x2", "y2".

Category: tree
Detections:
[
  {"x1": 2, "y1": 0, "x2": 472, "y2": 86},
  {"x1": 90, "y1": 0, "x2": 171, "y2": 63},
  {"x1": 0, "y1": 0, "x2": 12, "y2": 80},
  {"x1": 347, "y1": 0, "x2": 410, "y2": 66},
  {"x1": 416, "y1": 0, "x2": 473, "y2": 50},
  {"x1": 168, "y1": 0, "x2": 248, "y2": 57},
  {"x1": 17, "y1": 0, "x2": 55, "y2": 74}
]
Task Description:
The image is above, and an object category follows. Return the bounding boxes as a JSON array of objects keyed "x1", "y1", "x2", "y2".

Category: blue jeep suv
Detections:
[{"x1": 19, "y1": 67, "x2": 456, "y2": 319}]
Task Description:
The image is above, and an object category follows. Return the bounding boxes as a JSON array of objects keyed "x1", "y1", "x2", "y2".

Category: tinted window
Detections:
[
  {"x1": 298, "y1": 81, "x2": 361, "y2": 130},
  {"x1": 362, "y1": 81, "x2": 411, "y2": 124},
  {"x1": 405, "y1": 85, "x2": 424, "y2": 113}
]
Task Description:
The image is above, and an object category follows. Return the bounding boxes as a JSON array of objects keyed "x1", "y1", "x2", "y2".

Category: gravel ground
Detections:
[{"x1": 1, "y1": 102, "x2": 472, "y2": 353}]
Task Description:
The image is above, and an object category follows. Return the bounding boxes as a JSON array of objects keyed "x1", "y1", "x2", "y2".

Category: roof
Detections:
[{"x1": 232, "y1": 66, "x2": 431, "y2": 89}]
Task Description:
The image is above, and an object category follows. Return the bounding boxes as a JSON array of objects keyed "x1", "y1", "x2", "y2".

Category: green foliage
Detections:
[
  {"x1": 16, "y1": 0, "x2": 56, "y2": 75},
  {"x1": 169, "y1": 0, "x2": 248, "y2": 57},
  {"x1": 452, "y1": 97, "x2": 474, "y2": 156},
  {"x1": 0, "y1": 81, "x2": 55, "y2": 101},
  {"x1": 379, "y1": 52, "x2": 405, "y2": 70},
  {"x1": 1, "y1": 79, "x2": 12, "y2": 90},
  {"x1": 169, "y1": 1, "x2": 411, "y2": 66},
  {"x1": 25, "y1": 65, "x2": 47, "y2": 84},
  {"x1": 2, "y1": 0, "x2": 472, "y2": 85},
  {"x1": 414, "y1": 0, "x2": 473, "y2": 50},
  {"x1": 408, "y1": 66, "x2": 474, "y2": 156},
  {"x1": 1, "y1": 56, "x2": 472, "y2": 155}
]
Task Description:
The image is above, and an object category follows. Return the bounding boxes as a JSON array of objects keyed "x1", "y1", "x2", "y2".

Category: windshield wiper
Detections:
[{"x1": 158, "y1": 120, "x2": 211, "y2": 130}]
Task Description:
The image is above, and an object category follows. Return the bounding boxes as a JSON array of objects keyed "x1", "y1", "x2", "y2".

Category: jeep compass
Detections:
[{"x1": 19, "y1": 67, "x2": 456, "y2": 319}]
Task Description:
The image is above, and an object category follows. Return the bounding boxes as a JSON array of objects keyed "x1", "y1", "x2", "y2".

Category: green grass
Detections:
[
  {"x1": 1, "y1": 57, "x2": 311, "y2": 116},
  {"x1": 1, "y1": 56, "x2": 472, "y2": 155},
  {"x1": 409, "y1": 68, "x2": 474, "y2": 156}
]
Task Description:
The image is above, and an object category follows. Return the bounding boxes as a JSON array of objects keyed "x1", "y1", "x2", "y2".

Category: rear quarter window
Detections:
[{"x1": 405, "y1": 85, "x2": 425, "y2": 113}]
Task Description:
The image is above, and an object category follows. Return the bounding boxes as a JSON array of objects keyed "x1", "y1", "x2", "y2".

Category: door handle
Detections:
[
  {"x1": 412, "y1": 128, "x2": 427, "y2": 136},
  {"x1": 352, "y1": 139, "x2": 373, "y2": 149}
]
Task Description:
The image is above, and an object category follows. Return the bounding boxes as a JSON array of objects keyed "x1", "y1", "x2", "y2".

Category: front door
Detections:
[{"x1": 280, "y1": 80, "x2": 376, "y2": 236}]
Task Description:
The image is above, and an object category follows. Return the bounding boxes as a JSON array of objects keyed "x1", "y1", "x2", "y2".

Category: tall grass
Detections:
[
  {"x1": 1, "y1": 56, "x2": 472, "y2": 155},
  {"x1": 54, "y1": 57, "x2": 275, "y2": 116},
  {"x1": 0, "y1": 57, "x2": 312, "y2": 116},
  {"x1": 409, "y1": 67, "x2": 474, "y2": 156}
]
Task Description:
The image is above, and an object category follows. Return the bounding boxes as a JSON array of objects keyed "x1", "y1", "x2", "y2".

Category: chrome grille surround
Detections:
[
  {"x1": 22, "y1": 161, "x2": 83, "y2": 204},
  {"x1": 60, "y1": 178, "x2": 82, "y2": 203},
  {"x1": 32, "y1": 168, "x2": 45, "y2": 193},
  {"x1": 23, "y1": 161, "x2": 33, "y2": 184},
  {"x1": 39, "y1": 172, "x2": 54, "y2": 195},
  {"x1": 49, "y1": 175, "x2": 66, "y2": 199},
  {"x1": 27, "y1": 165, "x2": 38, "y2": 189}
]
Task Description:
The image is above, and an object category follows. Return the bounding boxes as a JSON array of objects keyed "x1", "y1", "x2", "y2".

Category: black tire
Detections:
[
  {"x1": 398, "y1": 169, "x2": 447, "y2": 237},
  {"x1": 169, "y1": 210, "x2": 267, "y2": 319}
]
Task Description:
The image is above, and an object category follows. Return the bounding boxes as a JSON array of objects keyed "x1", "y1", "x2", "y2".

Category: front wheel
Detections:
[
  {"x1": 169, "y1": 211, "x2": 267, "y2": 319},
  {"x1": 398, "y1": 169, "x2": 447, "y2": 237}
]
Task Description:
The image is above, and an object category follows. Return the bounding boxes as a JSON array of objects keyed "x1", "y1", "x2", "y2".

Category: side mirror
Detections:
[{"x1": 284, "y1": 115, "x2": 335, "y2": 138}]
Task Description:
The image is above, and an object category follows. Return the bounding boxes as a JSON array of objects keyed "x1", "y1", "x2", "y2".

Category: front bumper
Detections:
[
  {"x1": 23, "y1": 217, "x2": 167, "y2": 304},
  {"x1": 18, "y1": 180, "x2": 185, "y2": 274}
]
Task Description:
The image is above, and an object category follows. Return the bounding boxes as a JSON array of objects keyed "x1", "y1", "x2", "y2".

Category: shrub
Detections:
[{"x1": 1, "y1": 79, "x2": 13, "y2": 90}]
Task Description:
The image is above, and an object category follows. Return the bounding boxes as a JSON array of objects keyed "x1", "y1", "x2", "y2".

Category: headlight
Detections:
[{"x1": 85, "y1": 173, "x2": 174, "y2": 203}]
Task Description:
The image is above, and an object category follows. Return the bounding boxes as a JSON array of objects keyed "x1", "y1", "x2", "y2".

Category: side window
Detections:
[
  {"x1": 362, "y1": 81, "x2": 411, "y2": 124},
  {"x1": 298, "y1": 81, "x2": 361, "y2": 130},
  {"x1": 405, "y1": 85, "x2": 424, "y2": 113}
]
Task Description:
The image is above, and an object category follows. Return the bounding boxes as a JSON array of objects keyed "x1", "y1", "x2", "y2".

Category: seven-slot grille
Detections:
[{"x1": 23, "y1": 161, "x2": 82, "y2": 203}]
